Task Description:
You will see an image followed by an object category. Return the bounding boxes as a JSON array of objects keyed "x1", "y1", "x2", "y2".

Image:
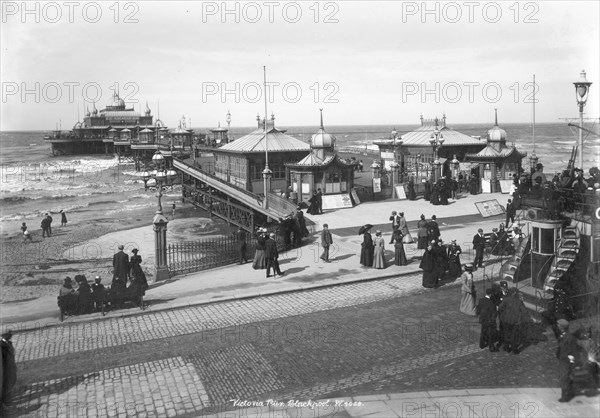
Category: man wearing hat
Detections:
[
  {"x1": 320, "y1": 224, "x2": 333, "y2": 262},
  {"x1": 505, "y1": 199, "x2": 516, "y2": 227},
  {"x1": 472, "y1": 228, "x2": 485, "y2": 269},
  {"x1": 490, "y1": 228, "x2": 501, "y2": 256},
  {"x1": 112, "y1": 244, "x2": 130, "y2": 290},
  {"x1": 1, "y1": 329, "x2": 17, "y2": 405},
  {"x1": 556, "y1": 319, "x2": 579, "y2": 402},
  {"x1": 389, "y1": 211, "x2": 400, "y2": 244},
  {"x1": 264, "y1": 232, "x2": 283, "y2": 278},
  {"x1": 91, "y1": 276, "x2": 106, "y2": 311},
  {"x1": 447, "y1": 240, "x2": 462, "y2": 279},
  {"x1": 476, "y1": 288, "x2": 499, "y2": 352}
]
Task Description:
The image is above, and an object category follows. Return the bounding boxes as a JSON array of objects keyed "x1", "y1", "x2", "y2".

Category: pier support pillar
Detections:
[{"x1": 153, "y1": 213, "x2": 170, "y2": 281}]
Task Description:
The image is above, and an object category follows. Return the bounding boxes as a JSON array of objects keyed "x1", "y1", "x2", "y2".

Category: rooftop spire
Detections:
[
  {"x1": 494, "y1": 108, "x2": 498, "y2": 126},
  {"x1": 319, "y1": 108, "x2": 324, "y2": 129}
]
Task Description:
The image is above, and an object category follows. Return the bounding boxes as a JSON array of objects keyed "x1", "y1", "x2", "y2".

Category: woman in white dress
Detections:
[
  {"x1": 459, "y1": 264, "x2": 477, "y2": 316},
  {"x1": 372, "y1": 230, "x2": 386, "y2": 269}
]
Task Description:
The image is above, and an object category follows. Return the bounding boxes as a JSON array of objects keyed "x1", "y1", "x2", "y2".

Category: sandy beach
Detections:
[{"x1": 0, "y1": 198, "x2": 232, "y2": 304}]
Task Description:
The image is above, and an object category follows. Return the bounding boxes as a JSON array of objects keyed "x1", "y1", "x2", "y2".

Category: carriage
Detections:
[{"x1": 57, "y1": 285, "x2": 145, "y2": 322}]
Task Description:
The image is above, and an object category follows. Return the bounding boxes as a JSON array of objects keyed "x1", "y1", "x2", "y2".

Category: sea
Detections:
[{"x1": 1, "y1": 123, "x2": 599, "y2": 231}]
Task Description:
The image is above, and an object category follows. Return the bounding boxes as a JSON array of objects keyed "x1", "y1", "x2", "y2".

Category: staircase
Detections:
[
  {"x1": 543, "y1": 225, "x2": 580, "y2": 296},
  {"x1": 500, "y1": 234, "x2": 531, "y2": 283}
]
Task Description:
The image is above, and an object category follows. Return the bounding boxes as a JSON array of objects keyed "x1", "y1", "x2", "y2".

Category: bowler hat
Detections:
[
  {"x1": 118, "y1": 244, "x2": 124, "y2": 250},
  {"x1": 132, "y1": 248, "x2": 138, "y2": 253}
]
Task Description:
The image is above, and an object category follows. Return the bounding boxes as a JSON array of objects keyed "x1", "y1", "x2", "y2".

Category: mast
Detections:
[{"x1": 532, "y1": 74, "x2": 536, "y2": 161}]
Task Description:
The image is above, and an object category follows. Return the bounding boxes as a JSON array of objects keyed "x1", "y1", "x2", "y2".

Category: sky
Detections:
[{"x1": 1, "y1": 0, "x2": 599, "y2": 131}]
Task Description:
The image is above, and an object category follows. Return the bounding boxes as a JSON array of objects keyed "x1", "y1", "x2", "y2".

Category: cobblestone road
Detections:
[{"x1": 5, "y1": 273, "x2": 561, "y2": 417}]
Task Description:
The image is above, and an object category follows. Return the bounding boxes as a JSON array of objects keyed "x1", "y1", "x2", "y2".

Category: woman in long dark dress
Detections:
[
  {"x1": 420, "y1": 244, "x2": 437, "y2": 288},
  {"x1": 393, "y1": 230, "x2": 408, "y2": 266},
  {"x1": 430, "y1": 183, "x2": 440, "y2": 205},
  {"x1": 407, "y1": 179, "x2": 416, "y2": 200},
  {"x1": 252, "y1": 228, "x2": 267, "y2": 269},
  {"x1": 308, "y1": 191, "x2": 319, "y2": 215},
  {"x1": 129, "y1": 249, "x2": 149, "y2": 298},
  {"x1": 360, "y1": 229, "x2": 374, "y2": 267},
  {"x1": 417, "y1": 214, "x2": 429, "y2": 250},
  {"x1": 447, "y1": 240, "x2": 462, "y2": 279}
]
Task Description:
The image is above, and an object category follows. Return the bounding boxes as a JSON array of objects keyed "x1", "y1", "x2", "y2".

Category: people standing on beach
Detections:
[
  {"x1": 265, "y1": 232, "x2": 283, "y2": 278},
  {"x1": 60, "y1": 209, "x2": 68, "y2": 226},
  {"x1": 320, "y1": 223, "x2": 333, "y2": 262},
  {"x1": 41, "y1": 214, "x2": 51, "y2": 238},
  {"x1": 252, "y1": 228, "x2": 267, "y2": 270},
  {"x1": 47, "y1": 213, "x2": 53, "y2": 235},
  {"x1": 417, "y1": 214, "x2": 429, "y2": 250},
  {"x1": 234, "y1": 227, "x2": 248, "y2": 264},
  {"x1": 360, "y1": 227, "x2": 374, "y2": 267},
  {"x1": 112, "y1": 244, "x2": 130, "y2": 289},
  {"x1": 372, "y1": 230, "x2": 386, "y2": 269},
  {"x1": 21, "y1": 222, "x2": 33, "y2": 242},
  {"x1": 459, "y1": 264, "x2": 477, "y2": 316},
  {"x1": 472, "y1": 228, "x2": 486, "y2": 269},
  {"x1": 1, "y1": 330, "x2": 17, "y2": 406}
]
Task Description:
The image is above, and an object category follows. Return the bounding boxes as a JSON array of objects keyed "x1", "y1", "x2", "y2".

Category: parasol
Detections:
[{"x1": 358, "y1": 224, "x2": 373, "y2": 235}]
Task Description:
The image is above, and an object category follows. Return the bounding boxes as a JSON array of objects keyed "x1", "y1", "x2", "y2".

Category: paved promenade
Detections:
[{"x1": 3, "y1": 192, "x2": 599, "y2": 417}]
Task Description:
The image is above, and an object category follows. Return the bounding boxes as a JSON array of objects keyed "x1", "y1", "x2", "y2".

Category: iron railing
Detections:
[{"x1": 167, "y1": 228, "x2": 285, "y2": 277}]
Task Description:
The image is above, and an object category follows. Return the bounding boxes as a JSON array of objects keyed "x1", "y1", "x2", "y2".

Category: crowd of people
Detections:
[
  {"x1": 19, "y1": 210, "x2": 68, "y2": 242},
  {"x1": 57, "y1": 245, "x2": 148, "y2": 315}
]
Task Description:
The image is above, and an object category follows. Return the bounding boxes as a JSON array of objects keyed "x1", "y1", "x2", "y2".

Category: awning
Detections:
[{"x1": 459, "y1": 162, "x2": 479, "y2": 170}]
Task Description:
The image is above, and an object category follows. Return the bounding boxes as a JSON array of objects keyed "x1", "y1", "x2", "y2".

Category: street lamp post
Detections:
[
  {"x1": 226, "y1": 110, "x2": 232, "y2": 142},
  {"x1": 146, "y1": 150, "x2": 176, "y2": 281},
  {"x1": 429, "y1": 123, "x2": 445, "y2": 182},
  {"x1": 391, "y1": 129, "x2": 403, "y2": 183},
  {"x1": 573, "y1": 70, "x2": 592, "y2": 170},
  {"x1": 390, "y1": 161, "x2": 399, "y2": 199}
]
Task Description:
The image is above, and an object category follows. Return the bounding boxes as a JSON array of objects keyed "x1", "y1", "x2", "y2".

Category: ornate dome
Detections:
[
  {"x1": 106, "y1": 92, "x2": 125, "y2": 108},
  {"x1": 487, "y1": 108, "x2": 507, "y2": 142},
  {"x1": 310, "y1": 109, "x2": 336, "y2": 149}
]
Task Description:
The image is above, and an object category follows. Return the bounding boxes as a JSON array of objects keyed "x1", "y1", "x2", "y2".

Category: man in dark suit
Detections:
[
  {"x1": 112, "y1": 244, "x2": 130, "y2": 289},
  {"x1": 389, "y1": 211, "x2": 400, "y2": 244},
  {"x1": 234, "y1": 226, "x2": 248, "y2": 264},
  {"x1": 476, "y1": 288, "x2": 499, "y2": 351},
  {"x1": 265, "y1": 233, "x2": 283, "y2": 278},
  {"x1": 505, "y1": 199, "x2": 516, "y2": 227},
  {"x1": 472, "y1": 228, "x2": 486, "y2": 268},
  {"x1": 320, "y1": 224, "x2": 333, "y2": 262}
]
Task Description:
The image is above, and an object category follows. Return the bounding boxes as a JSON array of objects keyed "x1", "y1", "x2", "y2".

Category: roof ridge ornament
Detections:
[{"x1": 319, "y1": 108, "x2": 324, "y2": 130}]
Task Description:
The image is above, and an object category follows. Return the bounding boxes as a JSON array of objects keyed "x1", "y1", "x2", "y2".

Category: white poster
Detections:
[
  {"x1": 321, "y1": 194, "x2": 353, "y2": 210},
  {"x1": 481, "y1": 178, "x2": 491, "y2": 193},
  {"x1": 373, "y1": 178, "x2": 381, "y2": 193},
  {"x1": 395, "y1": 185, "x2": 407, "y2": 200}
]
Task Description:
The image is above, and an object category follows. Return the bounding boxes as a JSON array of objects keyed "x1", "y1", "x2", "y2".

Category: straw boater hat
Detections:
[
  {"x1": 269, "y1": 232, "x2": 275, "y2": 237},
  {"x1": 95, "y1": 276, "x2": 101, "y2": 282},
  {"x1": 464, "y1": 263, "x2": 474, "y2": 271}
]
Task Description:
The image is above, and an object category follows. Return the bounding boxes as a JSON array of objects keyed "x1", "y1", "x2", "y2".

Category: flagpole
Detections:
[{"x1": 262, "y1": 66, "x2": 272, "y2": 210}]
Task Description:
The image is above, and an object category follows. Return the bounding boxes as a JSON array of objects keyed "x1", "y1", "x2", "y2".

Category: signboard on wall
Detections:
[
  {"x1": 350, "y1": 188, "x2": 361, "y2": 205},
  {"x1": 481, "y1": 178, "x2": 491, "y2": 193},
  {"x1": 474, "y1": 199, "x2": 505, "y2": 218},
  {"x1": 373, "y1": 178, "x2": 381, "y2": 193},
  {"x1": 322, "y1": 194, "x2": 353, "y2": 210},
  {"x1": 395, "y1": 185, "x2": 407, "y2": 200},
  {"x1": 499, "y1": 180, "x2": 513, "y2": 194}
]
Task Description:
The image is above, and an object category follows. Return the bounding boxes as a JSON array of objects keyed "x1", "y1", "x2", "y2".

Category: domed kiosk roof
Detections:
[
  {"x1": 106, "y1": 92, "x2": 125, "y2": 109},
  {"x1": 311, "y1": 109, "x2": 336, "y2": 148},
  {"x1": 487, "y1": 108, "x2": 507, "y2": 141}
]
